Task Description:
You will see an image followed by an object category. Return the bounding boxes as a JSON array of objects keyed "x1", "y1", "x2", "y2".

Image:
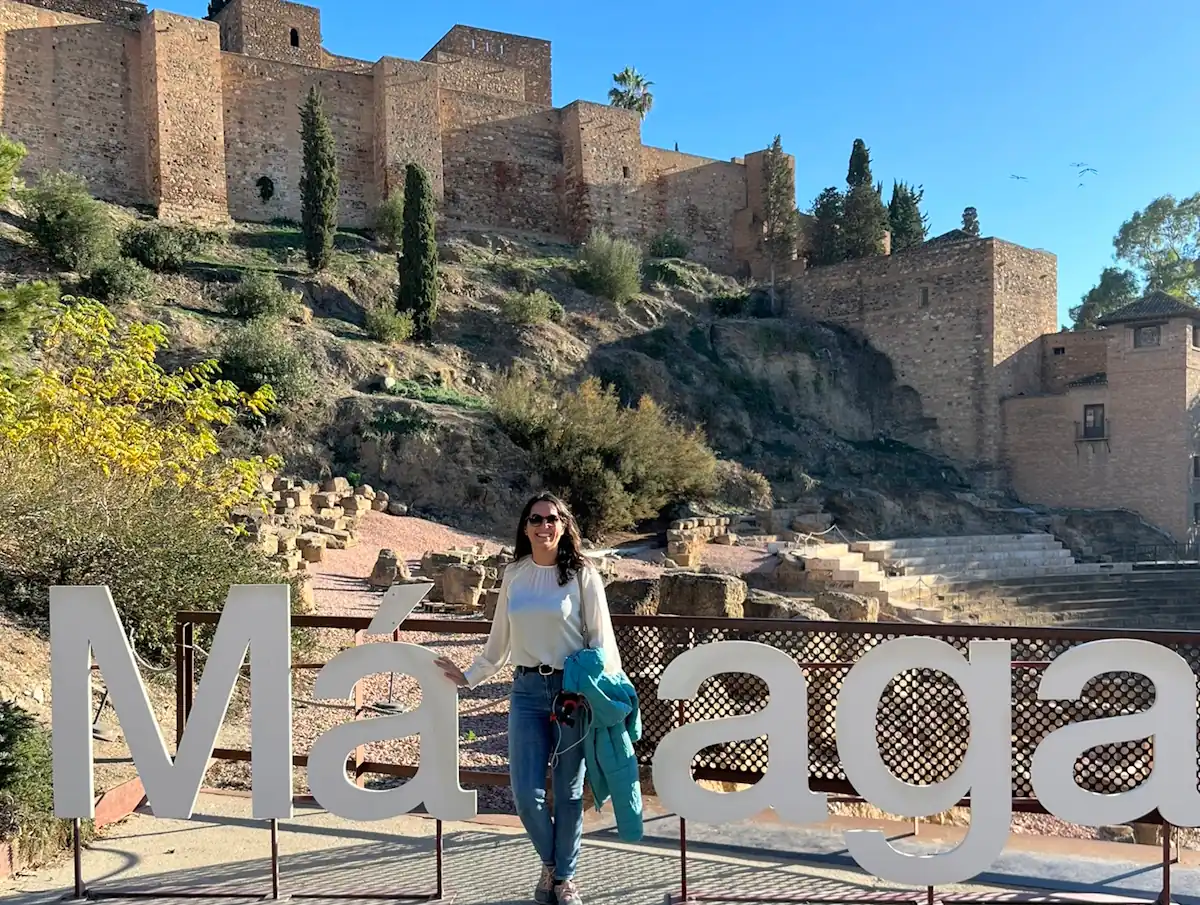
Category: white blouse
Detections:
[{"x1": 462, "y1": 557, "x2": 622, "y2": 689}]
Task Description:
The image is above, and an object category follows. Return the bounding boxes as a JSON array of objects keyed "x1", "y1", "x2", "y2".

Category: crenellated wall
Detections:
[{"x1": 0, "y1": 0, "x2": 816, "y2": 274}]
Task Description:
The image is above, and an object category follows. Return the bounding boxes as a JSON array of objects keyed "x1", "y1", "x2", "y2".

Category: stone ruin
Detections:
[
  {"x1": 664, "y1": 506, "x2": 834, "y2": 568},
  {"x1": 229, "y1": 474, "x2": 410, "y2": 603}
]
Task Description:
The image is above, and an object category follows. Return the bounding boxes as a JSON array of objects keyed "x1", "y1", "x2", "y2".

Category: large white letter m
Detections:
[{"x1": 50, "y1": 585, "x2": 293, "y2": 820}]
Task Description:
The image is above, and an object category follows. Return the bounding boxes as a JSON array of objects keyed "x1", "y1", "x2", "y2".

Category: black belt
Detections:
[{"x1": 515, "y1": 664, "x2": 561, "y2": 676}]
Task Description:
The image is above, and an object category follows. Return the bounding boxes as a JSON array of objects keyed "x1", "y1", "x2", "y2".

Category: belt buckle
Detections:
[{"x1": 537, "y1": 664, "x2": 554, "y2": 676}]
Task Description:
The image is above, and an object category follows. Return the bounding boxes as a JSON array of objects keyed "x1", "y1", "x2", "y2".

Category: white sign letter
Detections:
[
  {"x1": 307, "y1": 583, "x2": 476, "y2": 822},
  {"x1": 1031, "y1": 638, "x2": 1200, "y2": 827},
  {"x1": 836, "y1": 638, "x2": 1012, "y2": 886},
  {"x1": 652, "y1": 640, "x2": 827, "y2": 825},
  {"x1": 51, "y1": 585, "x2": 293, "y2": 820}
]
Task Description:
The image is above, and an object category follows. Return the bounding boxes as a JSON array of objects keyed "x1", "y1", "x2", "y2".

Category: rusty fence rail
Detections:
[{"x1": 175, "y1": 611, "x2": 1200, "y2": 814}]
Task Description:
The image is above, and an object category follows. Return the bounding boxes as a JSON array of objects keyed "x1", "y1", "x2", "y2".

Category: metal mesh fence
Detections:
[{"x1": 614, "y1": 618, "x2": 1177, "y2": 800}]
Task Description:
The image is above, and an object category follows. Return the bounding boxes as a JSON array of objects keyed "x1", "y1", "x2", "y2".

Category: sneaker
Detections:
[
  {"x1": 554, "y1": 879, "x2": 582, "y2": 905},
  {"x1": 534, "y1": 864, "x2": 556, "y2": 905}
]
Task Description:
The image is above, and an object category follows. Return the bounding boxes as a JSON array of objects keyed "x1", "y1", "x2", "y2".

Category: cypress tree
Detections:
[
  {"x1": 841, "y1": 139, "x2": 888, "y2": 259},
  {"x1": 398, "y1": 162, "x2": 438, "y2": 341},
  {"x1": 847, "y1": 139, "x2": 872, "y2": 188},
  {"x1": 206, "y1": 0, "x2": 229, "y2": 18},
  {"x1": 961, "y1": 206, "x2": 981, "y2": 237},
  {"x1": 299, "y1": 86, "x2": 339, "y2": 272},
  {"x1": 807, "y1": 187, "x2": 845, "y2": 267},
  {"x1": 761, "y1": 135, "x2": 800, "y2": 312},
  {"x1": 887, "y1": 181, "x2": 929, "y2": 251}
]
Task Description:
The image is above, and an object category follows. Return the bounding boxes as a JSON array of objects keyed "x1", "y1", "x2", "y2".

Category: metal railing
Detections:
[{"x1": 175, "y1": 610, "x2": 1200, "y2": 815}]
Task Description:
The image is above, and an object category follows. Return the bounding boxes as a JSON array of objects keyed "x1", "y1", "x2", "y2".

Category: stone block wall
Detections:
[
  {"x1": 430, "y1": 50, "x2": 525, "y2": 101},
  {"x1": 787, "y1": 239, "x2": 996, "y2": 468},
  {"x1": 13, "y1": 0, "x2": 142, "y2": 26},
  {"x1": 440, "y1": 89, "x2": 564, "y2": 234},
  {"x1": 222, "y1": 53, "x2": 376, "y2": 226},
  {"x1": 141, "y1": 12, "x2": 229, "y2": 223},
  {"x1": 424, "y1": 24, "x2": 551, "y2": 107},
  {"x1": 561, "y1": 101, "x2": 643, "y2": 244},
  {"x1": 215, "y1": 0, "x2": 321, "y2": 68},
  {"x1": 641, "y1": 146, "x2": 745, "y2": 272},
  {"x1": 373, "y1": 57, "x2": 442, "y2": 203},
  {"x1": 0, "y1": 0, "x2": 148, "y2": 206},
  {"x1": 1040, "y1": 330, "x2": 1109, "y2": 394}
]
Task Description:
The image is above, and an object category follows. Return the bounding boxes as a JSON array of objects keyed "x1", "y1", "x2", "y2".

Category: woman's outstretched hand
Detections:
[{"x1": 435, "y1": 656, "x2": 468, "y2": 687}]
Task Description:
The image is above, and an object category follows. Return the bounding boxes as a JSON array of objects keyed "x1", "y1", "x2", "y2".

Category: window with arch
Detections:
[{"x1": 290, "y1": 28, "x2": 300, "y2": 48}]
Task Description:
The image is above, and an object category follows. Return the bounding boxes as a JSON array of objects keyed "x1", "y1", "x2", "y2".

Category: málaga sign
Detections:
[{"x1": 50, "y1": 584, "x2": 1200, "y2": 888}]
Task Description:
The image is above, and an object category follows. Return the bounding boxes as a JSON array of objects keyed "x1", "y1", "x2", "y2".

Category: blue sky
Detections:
[{"x1": 162, "y1": 0, "x2": 1200, "y2": 326}]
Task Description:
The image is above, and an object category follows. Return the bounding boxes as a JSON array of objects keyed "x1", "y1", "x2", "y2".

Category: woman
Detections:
[{"x1": 436, "y1": 493, "x2": 620, "y2": 905}]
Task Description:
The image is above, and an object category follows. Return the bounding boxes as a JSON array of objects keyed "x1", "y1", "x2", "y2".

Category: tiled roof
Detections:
[
  {"x1": 1067, "y1": 372, "x2": 1107, "y2": 389},
  {"x1": 1097, "y1": 290, "x2": 1198, "y2": 326}
]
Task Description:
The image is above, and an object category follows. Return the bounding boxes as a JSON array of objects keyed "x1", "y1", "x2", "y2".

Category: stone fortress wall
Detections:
[
  {"x1": 0, "y1": 0, "x2": 778, "y2": 276},
  {"x1": 2, "y1": 0, "x2": 1190, "y2": 541}
]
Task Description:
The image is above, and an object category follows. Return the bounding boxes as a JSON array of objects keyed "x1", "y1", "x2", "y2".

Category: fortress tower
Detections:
[{"x1": 0, "y1": 0, "x2": 784, "y2": 276}]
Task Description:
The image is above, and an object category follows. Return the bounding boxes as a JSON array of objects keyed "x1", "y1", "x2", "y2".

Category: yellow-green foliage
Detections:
[
  {"x1": 494, "y1": 373, "x2": 716, "y2": 536},
  {"x1": 0, "y1": 134, "x2": 27, "y2": 203},
  {"x1": 0, "y1": 298, "x2": 280, "y2": 515}
]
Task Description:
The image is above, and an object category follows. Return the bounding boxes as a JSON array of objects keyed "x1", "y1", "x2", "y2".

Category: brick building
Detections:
[
  {"x1": 0, "y1": 0, "x2": 783, "y2": 274},
  {"x1": 785, "y1": 238, "x2": 1199, "y2": 545},
  {"x1": 1003, "y1": 292, "x2": 1200, "y2": 543}
]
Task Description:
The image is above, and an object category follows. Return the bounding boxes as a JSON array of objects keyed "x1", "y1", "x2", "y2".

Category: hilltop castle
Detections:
[
  {"x1": 1, "y1": 0, "x2": 1197, "y2": 548},
  {"x1": 0, "y1": 0, "x2": 784, "y2": 276}
]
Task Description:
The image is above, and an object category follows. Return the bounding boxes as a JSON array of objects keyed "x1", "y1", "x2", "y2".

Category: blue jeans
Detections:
[{"x1": 509, "y1": 668, "x2": 587, "y2": 881}]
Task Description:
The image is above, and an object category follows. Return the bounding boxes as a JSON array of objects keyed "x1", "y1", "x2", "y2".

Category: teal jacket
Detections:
[{"x1": 563, "y1": 647, "x2": 644, "y2": 842}]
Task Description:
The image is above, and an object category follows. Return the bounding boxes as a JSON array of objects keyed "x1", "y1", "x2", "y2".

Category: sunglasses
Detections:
[{"x1": 526, "y1": 513, "x2": 562, "y2": 526}]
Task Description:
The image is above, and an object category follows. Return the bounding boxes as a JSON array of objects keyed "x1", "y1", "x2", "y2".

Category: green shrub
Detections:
[
  {"x1": 502, "y1": 263, "x2": 540, "y2": 294},
  {"x1": 0, "y1": 454, "x2": 310, "y2": 666},
  {"x1": 0, "y1": 700, "x2": 87, "y2": 866},
  {"x1": 709, "y1": 459, "x2": 773, "y2": 510},
  {"x1": 384, "y1": 377, "x2": 488, "y2": 410},
  {"x1": 577, "y1": 230, "x2": 642, "y2": 305},
  {"x1": 500, "y1": 289, "x2": 564, "y2": 325},
  {"x1": 648, "y1": 231, "x2": 689, "y2": 259},
  {"x1": 374, "y1": 191, "x2": 404, "y2": 251},
  {"x1": 711, "y1": 292, "x2": 749, "y2": 317},
  {"x1": 121, "y1": 222, "x2": 204, "y2": 273},
  {"x1": 83, "y1": 257, "x2": 152, "y2": 303},
  {"x1": 218, "y1": 317, "x2": 315, "y2": 405},
  {"x1": 221, "y1": 270, "x2": 301, "y2": 320},
  {"x1": 493, "y1": 373, "x2": 716, "y2": 536},
  {"x1": 0, "y1": 135, "x2": 27, "y2": 204},
  {"x1": 19, "y1": 171, "x2": 117, "y2": 273},
  {"x1": 364, "y1": 306, "x2": 414, "y2": 344}
]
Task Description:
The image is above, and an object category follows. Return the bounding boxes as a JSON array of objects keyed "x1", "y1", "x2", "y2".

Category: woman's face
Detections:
[{"x1": 525, "y1": 500, "x2": 565, "y2": 556}]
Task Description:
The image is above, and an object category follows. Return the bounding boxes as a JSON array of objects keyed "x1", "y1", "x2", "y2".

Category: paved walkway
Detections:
[{"x1": 3, "y1": 792, "x2": 1198, "y2": 905}]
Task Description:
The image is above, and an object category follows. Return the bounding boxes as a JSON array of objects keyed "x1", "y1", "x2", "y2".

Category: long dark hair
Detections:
[{"x1": 514, "y1": 492, "x2": 586, "y2": 586}]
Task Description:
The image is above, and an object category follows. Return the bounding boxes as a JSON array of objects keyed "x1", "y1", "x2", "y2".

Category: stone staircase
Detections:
[
  {"x1": 791, "y1": 533, "x2": 1134, "y2": 621},
  {"x1": 937, "y1": 568, "x2": 1200, "y2": 628}
]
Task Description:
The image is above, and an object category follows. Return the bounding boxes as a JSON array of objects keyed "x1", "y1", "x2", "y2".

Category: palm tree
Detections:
[{"x1": 608, "y1": 67, "x2": 654, "y2": 120}]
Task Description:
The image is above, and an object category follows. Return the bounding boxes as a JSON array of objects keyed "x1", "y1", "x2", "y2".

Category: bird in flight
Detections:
[{"x1": 1010, "y1": 174, "x2": 1028, "y2": 181}]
